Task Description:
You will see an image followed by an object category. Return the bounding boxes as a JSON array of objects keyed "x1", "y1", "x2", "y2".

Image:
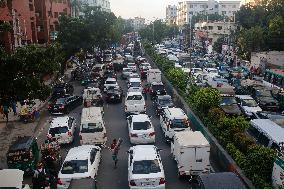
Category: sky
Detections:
[{"x1": 109, "y1": 0, "x2": 179, "y2": 21}]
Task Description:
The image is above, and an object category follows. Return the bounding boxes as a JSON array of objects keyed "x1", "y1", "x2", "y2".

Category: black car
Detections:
[
  {"x1": 154, "y1": 95, "x2": 174, "y2": 115},
  {"x1": 52, "y1": 83, "x2": 74, "y2": 99},
  {"x1": 149, "y1": 82, "x2": 167, "y2": 99},
  {"x1": 105, "y1": 87, "x2": 123, "y2": 103},
  {"x1": 103, "y1": 70, "x2": 117, "y2": 80},
  {"x1": 48, "y1": 95, "x2": 83, "y2": 114},
  {"x1": 251, "y1": 87, "x2": 279, "y2": 111},
  {"x1": 219, "y1": 95, "x2": 242, "y2": 116}
]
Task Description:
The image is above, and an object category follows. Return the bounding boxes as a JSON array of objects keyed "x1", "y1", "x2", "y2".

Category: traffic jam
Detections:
[{"x1": 7, "y1": 39, "x2": 284, "y2": 189}]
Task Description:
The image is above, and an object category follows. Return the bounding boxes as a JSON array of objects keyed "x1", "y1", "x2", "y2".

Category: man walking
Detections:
[{"x1": 110, "y1": 138, "x2": 122, "y2": 169}]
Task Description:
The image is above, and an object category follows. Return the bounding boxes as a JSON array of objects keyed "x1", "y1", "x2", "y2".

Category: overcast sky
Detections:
[{"x1": 109, "y1": 0, "x2": 179, "y2": 21}]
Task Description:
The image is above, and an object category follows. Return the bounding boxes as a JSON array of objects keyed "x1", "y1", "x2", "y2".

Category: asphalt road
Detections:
[{"x1": 32, "y1": 72, "x2": 191, "y2": 189}]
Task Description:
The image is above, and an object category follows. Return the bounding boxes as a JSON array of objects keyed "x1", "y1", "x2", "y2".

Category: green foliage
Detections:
[
  {"x1": 191, "y1": 87, "x2": 220, "y2": 115},
  {"x1": 165, "y1": 68, "x2": 187, "y2": 92},
  {"x1": 0, "y1": 44, "x2": 61, "y2": 101},
  {"x1": 0, "y1": 21, "x2": 12, "y2": 32},
  {"x1": 207, "y1": 107, "x2": 226, "y2": 125},
  {"x1": 212, "y1": 36, "x2": 225, "y2": 54}
]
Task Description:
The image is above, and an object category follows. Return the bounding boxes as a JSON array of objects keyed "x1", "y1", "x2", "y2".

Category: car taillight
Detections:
[
  {"x1": 68, "y1": 131, "x2": 72, "y2": 136},
  {"x1": 149, "y1": 132, "x2": 155, "y2": 136},
  {"x1": 48, "y1": 104, "x2": 52, "y2": 109},
  {"x1": 159, "y1": 178, "x2": 166, "y2": 185},
  {"x1": 103, "y1": 133, "x2": 107, "y2": 138},
  {"x1": 129, "y1": 180, "x2": 136, "y2": 186},
  {"x1": 60, "y1": 105, "x2": 65, "y2": 109},
  {"x1": 57, "y1": 178, "x2": 62, "y2": 185},
  {"x1": 131, "y1": 133, "x2": 138, "y2": 137}
]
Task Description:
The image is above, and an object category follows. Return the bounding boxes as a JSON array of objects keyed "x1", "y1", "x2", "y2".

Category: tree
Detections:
[
  {"x1": 213, "y1": 36, "x2": 225, "y2": 53},
  {"x1": 267, "y1": 15, "x2": 284, "y2": 50},
  {"x1": 166, "y1": 68, "x2": 187, "y2": 92}
]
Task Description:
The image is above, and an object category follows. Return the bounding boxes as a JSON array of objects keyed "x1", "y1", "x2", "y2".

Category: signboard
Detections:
[{"x1": 272, "y1": 156, "x2": 284, "y2": 188}]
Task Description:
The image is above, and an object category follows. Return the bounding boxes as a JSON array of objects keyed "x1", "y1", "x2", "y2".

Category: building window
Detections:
[
  {"x1": 222, "y1": 5, "x2": 226, "y2": 8},
  {"x1": 48, "y1": 11, "x2": 52, "y2": 17},
  {"x1": 190, "y1": 5, "x2": 193, "y2": 8},
  {"x1": 217, "y1": 26, "x2": 222, "y2": 30},
  {"x1": 54, "y1": 12, "x2": 58, "y2": 18},
  {"x1": 222, "y1": 11, "x2": 226, "y2": 15},
  {"x1": 37, "y1": 25, "x2": 44, "y2": 32},
  {"x1": 232, "y1": 5, "x2": 236, "y2": 8},
  {"x1": 208, "y1": 26, "x2": 213, "y2": 30},
  {"x1": 29, "y1": 3, "x2": 34, "y2": 11},
  {"x1": 215, "y1": 5, "x2": 218, "y2": 8},
  {"x1": 50, "y1": 25, "x2": 54, "y2": 31}
]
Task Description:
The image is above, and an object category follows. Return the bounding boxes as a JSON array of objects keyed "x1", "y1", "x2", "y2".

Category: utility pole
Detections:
[{"x1": 189, "y1": 14, "x2": 192, "y2": 48}]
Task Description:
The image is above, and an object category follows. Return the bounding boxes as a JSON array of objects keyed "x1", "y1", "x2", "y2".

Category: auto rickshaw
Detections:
[
  {"x1": 6, "y1": 136, "x2": 39, "y2": 175},
  {"x1": 19, "y1": 100, "x2": 39, "y2": 123}
]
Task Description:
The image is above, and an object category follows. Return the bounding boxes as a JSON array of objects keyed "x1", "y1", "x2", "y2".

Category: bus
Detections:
[{"x1": 263, "y1": 69, "x2": 284, "y2": 89}]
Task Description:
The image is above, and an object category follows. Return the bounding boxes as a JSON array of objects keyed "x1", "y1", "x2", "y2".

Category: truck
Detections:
[
  {"x1": 171, "y1": 131, "x2": 211, "y2": 178},
  {"x1": 147, "y1": 69, "x2": 161, "y2": 84}
]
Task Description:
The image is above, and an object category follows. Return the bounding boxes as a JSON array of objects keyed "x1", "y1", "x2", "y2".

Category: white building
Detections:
[
  {"x1": 82, "y1": 0, "x2": 111, "y2": 13},
  {"x1": 194, "y1": 21, "x2": 237, "y2": 44},
  {"x1": 166, "y1": 5, "x2": 177, "y2": 25},
  {"x1": 176, "y1": 0, "x2": 240, "y2": 26},
  {"x1": 132, "y1": 17, "x2": 146, "y2": 31}
]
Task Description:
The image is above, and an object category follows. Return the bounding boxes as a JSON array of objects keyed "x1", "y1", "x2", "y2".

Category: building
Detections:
[
  {"x1": 166, "y1": 5, "x2": 177, "y2": 25},
  {"x1": 0, "y1": 0, "x2": 13, "y2": 52},
  {"x1": 34, "y1": 0, "x2": 71, "y2": 44},
  {"x1": 194, "y1": 21, "x2": 237, "y2": 45},
  {"x1": 176, "y1": 0, "x2": 240, "y2": 26},
  {"x1": 218, "y1": 1, "x2": 241, "y2": 18},
  {"x1": 242, "y1": 0, "x2": 259, "y2": 6},
  {"x1": 82, "y1": 0, "x2": 110, "y2": 12},
  {"x1": 132, "y1": 17, "x2": 145, "y2": 31},
  {"x1": 251, "y1": 51, "x2": 284, "y2": 70}
]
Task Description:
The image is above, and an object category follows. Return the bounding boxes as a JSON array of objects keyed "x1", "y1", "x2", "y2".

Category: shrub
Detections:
[{"x1": 165, "y1": 68, "x2": 187, "y2": 92}]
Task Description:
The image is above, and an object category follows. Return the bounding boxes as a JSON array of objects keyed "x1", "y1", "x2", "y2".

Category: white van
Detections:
[
  {"x1": 160, "y1": 107, "x2": 191, "y2": 141},
  {"x1": 171, "y1": 131, "x2": 210, "y2": 177},
  {"x1": 125, "y1": 92, "x2": 146, "y2": 116},
  {"x1": 80, "y1": 107, "x2": 107, "y2": 145},
  {"x1": 147, "y1": 69, "x2": 161, "y2": 84},
  {"x1": 128, "y1": 78, "x2": 142, "y2": 93}
]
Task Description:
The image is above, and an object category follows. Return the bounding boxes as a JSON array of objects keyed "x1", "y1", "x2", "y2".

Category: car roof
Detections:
[
  {"x1": 158, "y1": 95, "x2": 171, "y2": 100},
  {"x1": 127, "y1": 92, "x2": 143, "y2": 96},
  {"x1": 129, "y1": 78, "x2": 141, "y2": 82},
  {"x1": 174, "y1": 131, "x2": 209, "y2": 147},
  {"x1": 50, "y1": 116, "x2": 70, "y2": 128},
  {"x1": 131, "y1": 114, "x2": 150, "y2": 122},
  {"x1": 199, "y1": 172, "x2": 246, "y2": 189},
  {"x1": 8, "y1": 136, "x2": 35, "y2": 152},
  {"x1": 131, "y1": 145, "x2": 158, "y2": 160},
  {"x1": 151, "y1": 82, "x2": 163, "y2": 85},
  {"x1": 65, "y1": 145, "x2": 100, "y2": 161},
  {"x1": 250, "y1": 119, "x2": 284, "y2": 144},
  {"x1": 235, "y1": 95, "x2": 254, "y2": 100},
  {"x1": 164, "y1": 108, "x2": 186, "y2": 119},
  {"x1": 106, "y1": 78, "x2": 116, "y2": 81}
]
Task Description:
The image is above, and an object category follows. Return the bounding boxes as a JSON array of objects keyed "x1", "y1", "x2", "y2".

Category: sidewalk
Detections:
[{"x1": 0, "y1": 66, "x2": 75, "y2": 168}]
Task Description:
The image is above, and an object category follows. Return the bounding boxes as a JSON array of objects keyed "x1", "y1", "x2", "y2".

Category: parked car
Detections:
[
  {"x1": 192, "y1": 172, "x2": 247, "y2": 189},
  {"x1": 251, "y1": 87, "x2": 279, "y2": 111},
  {"x1": 57, "y1": 145, "x2": 101, "y2": 189},
  {"x1": 127, "y1": 145, "x2": 166, "y2": 189},
  {"x1": 236, "y1": 95, "x2": 262, "y2": 118},
  {"x1": 219, "y1": 95, "x2": 242, "y2": 116},
  {"x1": 149, "y1": 82, "x2": 167, "y2": 99},
  {"x1": 48, "y1": 96, "x2": 83, "y2": 115},
  {"x1": 47, "y1": 116, "x2": 76, "y2": 144},
  {"x1": 105, "y1": 86, "x2": 123, "y2": 103},
  {"x1": 127, "y1": 114, "x2": 155, "y2": 144},
  {"x1": 154, "y1": 95, "x2": 174, "y2": 116},
  {"x1": 52, "y1": 83, "x2": 74, "y2": 100},
  {"x1": 125, "y1": 92, "x2": 146, "y2": 116}
]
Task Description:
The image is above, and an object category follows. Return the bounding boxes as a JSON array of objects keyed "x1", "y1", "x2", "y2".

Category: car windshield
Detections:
[
  {"x1": 61, "y1": 160, "x2": 88, "y2": 174},
  {"x1": 127, "y1": 95, "x2": 142, "y2": 100},
  {"x1": 106, "y1": 80, "x2": 116, "y2": 84},
  {"x1": 171, "y1": 119, "x2": 189, "y2": 129},
  {"x1": 242, "y1": 99, "x2": 258, "y2": 107},
  {"x1": 130, "y1": 82, "x2": 141, "y2": 87},
  {"x1": 49, "y1": 126, "x2": 68, "y2": 136},
  {"x1": 133, "y1": 121, "x2": 151, "y2": 130},
  {"x1": 123, "y1": 68, "x2": 131, "y2": 72},
  {"x1": 152, "y1": 85, "x2": 164, "y2": 91},
  {"x1": 56, "y1": 98, "x2": 66, "y2": 104},
  {"x1": 132, "y1": 160, "x2": 161, "y2": 174},
  {"x1": 158, "y1": 98, "x2": 172, "y2": 106},
  {"x1": 220, "y1": 97, "x2": 237, "y2": 105},
  {"x1": 81, "y1": 123, "x2": 103, "y2": 133}
]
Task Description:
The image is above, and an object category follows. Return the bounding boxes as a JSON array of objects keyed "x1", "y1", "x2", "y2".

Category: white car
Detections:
[
  {"x1": 128, "y1": 78, "x2": 143, "y2": 93},
  {"x1": 47, "y1": 116, "x2": 76, "y2": 144},
  {"x1": 205, "y1": 68, "x2": 219, "y2": 78},
  {"x1": 127, "y1": 114, "x2": 155, "y2": 144},
  {"x1": 128, "y1": 145, "x2": 166, "y2": 189},
  {"x1": 236, "y1": 95, "x2": 262, "y2": 118},
  {"x1": 128, "y1": 73, "x2": 140, "y2": 80},
  {"x1": 104, "y1": 77, "x2": 118, "y2": 91},
  {"x1": 125, "y1": 92, "x2": 146, "y2": 116},
  {"x1": 139, "y1": 62, "x2": 151, "y2": 70},
  {"x1": 127, "y1": 63, "x2": 137, "y2": 72},
  {"x1": 57, "y1": 145, "x2": 101, "y2": 189}
]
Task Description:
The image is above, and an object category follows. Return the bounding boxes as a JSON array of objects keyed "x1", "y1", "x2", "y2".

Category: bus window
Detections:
[{"x1": 258, "y1": 132, "x2": 270, "y2": 147}]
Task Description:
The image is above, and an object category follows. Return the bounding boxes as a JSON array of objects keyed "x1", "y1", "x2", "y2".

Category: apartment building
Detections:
[
  {"x1": 166, "y1": 5, "x2": 177, "y2": 25},
  {"x1": 194, "y1": 21, "x2": 237, "y2": 44},
  {"x1": 176, "y1": 0, "x2": 240, "y2": 26},
  {"x1": 125, "y1": 17, "x2": 145, "y2": 31},
  {"x1": 34, "y1": 0, "x2": 71, "y2": 44}
]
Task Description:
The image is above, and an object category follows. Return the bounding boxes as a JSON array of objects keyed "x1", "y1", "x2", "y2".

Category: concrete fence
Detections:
[{"x1": 145, "y1": 53, "x2": 255, "y2": 189}]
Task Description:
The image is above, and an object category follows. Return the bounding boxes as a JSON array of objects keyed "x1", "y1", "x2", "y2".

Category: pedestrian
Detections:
[
  {"x1": 110, "y1": 138, "x2": 122, "y2": 169},
  {"x1": 143, "y1": 85, "x2": 149, "y2": 100},
  {"x1": 11, "y1": 100, "x2": 17, "y2": 115},
  {"x1": 0, "y1": 105, "x2": 4, "y2": 119},
  {"x1": 32, "y1": 162, "x2": 47, "y2": 189},
  {"x1": 3, "y1": 104, "x2": 9, "y2": 123}
]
